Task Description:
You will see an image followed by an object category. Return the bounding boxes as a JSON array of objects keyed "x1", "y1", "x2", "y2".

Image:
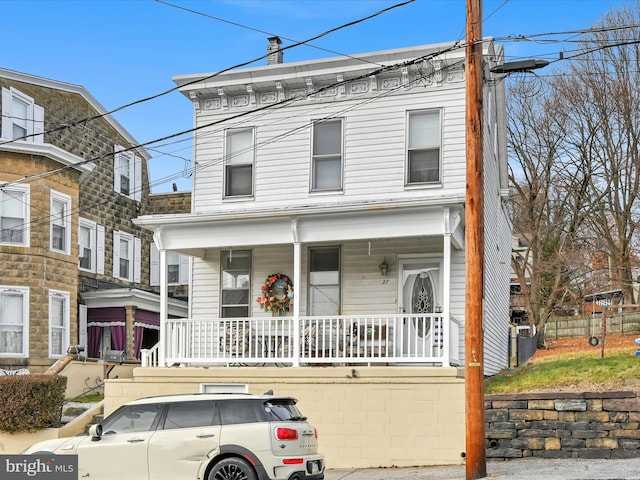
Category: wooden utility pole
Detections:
[{"x1": 465, "y1": 0, "x2": 486, "y2": 479}]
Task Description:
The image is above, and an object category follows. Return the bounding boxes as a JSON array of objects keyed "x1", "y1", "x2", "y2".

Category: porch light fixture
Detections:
[
  {"x1": 435, "y1": 305, "x2": 442, "y2": 313},
  {"x1": 378, "y1": 258, "x2": 389, "y2": 276}
]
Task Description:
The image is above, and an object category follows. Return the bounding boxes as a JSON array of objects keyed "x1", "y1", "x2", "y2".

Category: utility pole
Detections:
[{"x1": 465, "y1": 0, "x2": 486, "y2": 479}]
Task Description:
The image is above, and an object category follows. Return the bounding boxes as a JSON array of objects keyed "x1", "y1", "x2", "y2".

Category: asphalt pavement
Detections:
[{"x1": 324, "y1": 458, "x2": 640, "y2": 479}]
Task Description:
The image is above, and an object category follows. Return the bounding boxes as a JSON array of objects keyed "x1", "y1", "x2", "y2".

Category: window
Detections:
[
  {"x1": 113, "y1": 231, "x2": 141, "y2": 282},
  {"x1": 1, "y1": 87, "x2": 44, "y2": 143},
  {"x1": 113, "y1": 145, "x2": 142, "y2": 201},
  {"x1": 309, "y1": 246, "x2": 340, "y2": 315},
  {"x1": 219, "y1": 400, "x2": 261, "y2": 425},
  {"x1": 162, "y1": 401, "x2": 218, "y2": 430},
  {"x1": 78, "y1": 219, "x2": 105, "y2": 273},
  {"x1": 49, "y1": 290, "x2": 69, "y2": 358},
  {"x1": 224, "y1": 128, "x2": 254, "y2": 197},
  {"x1": 220, "y1": 250, "x2": 251, "y2": 317},
  {"x1": 150, "y1": 244, "x2": 189, "y2": 286},
  {"x1": 101, "y1": 404, "x2": 162, "y2": 434},
  {"x1": 311, "y1": 119, "x2": 343, "y2": 191},
  {"x1": 0, "y1": 185, "x2": 29, "y2": 246},
  {"x1": 407, "y1": 110, "x2": 441, "y2": 185},
  {"x1": 0, "y1": 286, "x2": 28, "y2": 357},
  {"x1": 50, "y1": 191, "x2": 71, "y2": 254}
]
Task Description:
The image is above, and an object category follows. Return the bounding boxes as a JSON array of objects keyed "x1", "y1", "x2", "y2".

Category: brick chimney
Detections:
[{"x1": 267, "y1": 36, "x2": 283, "y2": 65}]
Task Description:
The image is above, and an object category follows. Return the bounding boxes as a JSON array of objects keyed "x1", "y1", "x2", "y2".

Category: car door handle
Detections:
[
  {"x1": 127, "y1": 438, "x2": 146, "y2": 443},
  {"x1": 196, "y1": 433, "x2": 216, "y2": 438}
]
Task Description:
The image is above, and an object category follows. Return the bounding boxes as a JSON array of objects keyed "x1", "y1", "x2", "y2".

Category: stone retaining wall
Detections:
[{"x1": 485, "y1": 391, "x2": 640, "y2": 459}]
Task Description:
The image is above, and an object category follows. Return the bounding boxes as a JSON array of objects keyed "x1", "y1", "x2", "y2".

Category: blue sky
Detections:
[{"x1": 1, "y1": 0, "x2": 628, "y2": 192}]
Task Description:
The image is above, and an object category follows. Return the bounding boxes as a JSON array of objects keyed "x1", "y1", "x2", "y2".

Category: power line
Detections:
[
  {"x1": 2, "y1": 51, "x2": 466, "y2": 236},
  {"x1": 0, "y1": 0, "x2": 415, "y2": 147}
]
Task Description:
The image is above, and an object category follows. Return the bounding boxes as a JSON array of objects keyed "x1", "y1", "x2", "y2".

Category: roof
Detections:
[
  {"x1": 126, "y1": 393, "x2": 295, "y2": 405},
  {"x1": 0, "y1": 67, "x2": 150, "y2": 161}
]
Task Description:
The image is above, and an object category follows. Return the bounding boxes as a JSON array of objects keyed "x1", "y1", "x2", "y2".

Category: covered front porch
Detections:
[{"x1": 134, "y1": 200, "x2": 466, "y2": 369}]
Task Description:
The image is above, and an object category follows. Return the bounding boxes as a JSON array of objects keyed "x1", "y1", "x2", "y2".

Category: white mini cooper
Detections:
[{"x1": 24, "y1": 393, "x2": 325, "y2": 480}]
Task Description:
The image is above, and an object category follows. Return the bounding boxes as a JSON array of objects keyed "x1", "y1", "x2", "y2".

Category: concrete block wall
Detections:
[{"x1": 485, "y1": 391, "x2": 640, "y2": 459}]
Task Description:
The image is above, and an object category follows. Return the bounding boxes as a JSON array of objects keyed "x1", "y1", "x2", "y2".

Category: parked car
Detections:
[{"x1": 24, "y1": 393, "x2": 325, "y2": 480}]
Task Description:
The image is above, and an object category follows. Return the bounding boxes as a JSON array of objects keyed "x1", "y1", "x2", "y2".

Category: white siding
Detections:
[{"x1": 192, "y1": 82, "x2": 468, "y2": 213}]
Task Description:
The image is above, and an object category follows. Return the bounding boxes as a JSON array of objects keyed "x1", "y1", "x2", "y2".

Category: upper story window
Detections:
[
  {"x1": 220, "y1": 250, "x2": 251, "y2": 318},
  {"x1": 311, "y1": 119, "x2": 343, "y2": 192},
  {"x1": 1, "y1": 87, "x2": 44, "y2": 143},
  {"x1": 79, "y1": 218, "x2": 105, "y2": 273},
  {"x1": 407, "y1": 110, "x2": 441, "y2": 185},
  {"x1": 49, "y1": 290, "x2": 70, "y2": 358},
  {"x1": 113, "y1": 230, "x2": 141, "y2": 283},
  {"x1": 150, "y1": 243, "x2": 190, "y2": 286},
  {"x1": 113, "y1": 145, "x2": 142, "y2": 202},
  {"x1": 0, "y1": 286, "x2": 29, "y2": 357},
  {"x1": 0, "y1": 184, "x2": 30, "y2": 246},
  {"x1": 50, "y1": 190, "x2": 71, "y2": 254},
  {"x1": 224, "y1": 128, "x2": 254, "y2": 198}
]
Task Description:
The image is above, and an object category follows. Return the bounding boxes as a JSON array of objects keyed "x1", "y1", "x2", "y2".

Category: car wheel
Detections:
[{"x1": 208, "y1": 457, "x2": 257, "y2": 480}]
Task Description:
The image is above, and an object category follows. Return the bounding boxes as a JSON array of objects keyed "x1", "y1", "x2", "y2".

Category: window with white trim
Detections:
[
  {"x1": 113, "y1": 145, "x2": 142, "y2": 201},
  {"x1": 220, "y1": 250, "x2": 251, "y2": 318},
  {"x1": 50, "y1": 190, "x2": 71, "y2": 254},
  {"x1": 150, "y1": 244, "x2": 190, "y2": 286},
  {"x1": 113, "y1": 230, "x2": 141, "y2": 282},
  {"x1": 0, "y1": 184, "x2": 30, "y2": 246},
  {"x1": 1, "y1": 87, "x2": 44, "y2": 143},
  {"x1": 0, "y1": 286, "x2": 29, "y2": 357},
  {"x1": 311, "y1": 119, "x2": 343, "y2": 192},
  {"x1": 49, "y1": 290, "x2": 70, "y2": 358},
  {"x1": 79, "y1": 218, "x2": 105, "y2": 273},
  {"x1": 224, "y1": 128, "x2": 254, "y2": 198},
  {"x1": 407, "y1": 110, "x2": 441, "y2": 185}
]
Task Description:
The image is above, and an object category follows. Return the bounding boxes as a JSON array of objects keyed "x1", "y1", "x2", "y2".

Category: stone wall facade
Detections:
[{"x1": 485, "y1": 391, "x2": 640, "y2": 459}]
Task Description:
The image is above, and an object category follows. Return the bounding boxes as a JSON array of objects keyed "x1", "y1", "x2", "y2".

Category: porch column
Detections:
[
  {"x1": 292, "y1": 242, "x2": 301, "y2": 367},
  {"x1": 442, "y1": 232, "x2": 451, "y2": 367},
  {"x1": 159, "y1": 248, "x2": 168, "y2": 366}
]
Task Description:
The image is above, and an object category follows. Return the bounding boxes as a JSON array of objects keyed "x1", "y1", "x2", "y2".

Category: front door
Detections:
[{"x1": 398, "y1": 258, "x2": 442, "y2": 356}]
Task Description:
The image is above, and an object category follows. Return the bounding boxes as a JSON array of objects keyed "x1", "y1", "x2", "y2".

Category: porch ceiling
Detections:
[{"x1": 136, "y1": 201, "x2": 465, "y2": 257}]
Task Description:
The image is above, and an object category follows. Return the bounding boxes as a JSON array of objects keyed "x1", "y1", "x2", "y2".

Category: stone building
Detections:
[{"x1": 0, "y1": 68, "x2": 189, "y2": 372}]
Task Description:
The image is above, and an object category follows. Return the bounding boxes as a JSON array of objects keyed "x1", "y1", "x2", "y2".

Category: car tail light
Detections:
[
  {"x1": 276, "y1": 427, "x2": 299, "y2": 440},
  {"x1": 282, "y1": 458, "x2": 304, "y2": 465},
  {"x1": 314, "y1": 428, "x2": 318, "y2": 439}
]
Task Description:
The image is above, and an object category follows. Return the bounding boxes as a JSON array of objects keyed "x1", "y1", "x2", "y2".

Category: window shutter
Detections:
[
  {"x1": 134, "y1": 236, "x2": 141, "y2": 283},
  {"x1": 1, "y1": 88, "x2": 12, "y2": 139},
  {"x1": 150, "y1": 243, "x2": 159, "y2": 286},
  {"x1": 113, "y1": 145, "x2": 122, "y2": 193},
  {"x1": 179, "y1": 254, "x2": 190, "y2": 285},
  {"x1": 79, "y1": 304, "x2": 87, "y2": 351},
  {"x1": 33, "y1": 105, "x2": 44, "y2": 143},
  {"x1": 134, "y1": 154, "x2": 142, "y2": 202},
  {"x1": 96, "y1": 225, "x2": 105, "y2": 274},
  {"x1": 112, "y1": 230, "x2": 120, "y2": 278}
]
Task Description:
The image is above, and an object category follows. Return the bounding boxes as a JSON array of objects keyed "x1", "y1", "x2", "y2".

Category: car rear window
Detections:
[
  {"x1": 218, "y1": 400, "x2": 262, "y2": 425},
  {"x1": 263, "y1": 399, "x2": 305, "y2": 421},
  {"x1": 162, "y1": 400, "x2": 218, "y2": 429}
]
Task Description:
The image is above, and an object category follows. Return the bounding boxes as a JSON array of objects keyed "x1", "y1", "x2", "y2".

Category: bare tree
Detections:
[
  {"x1": 508, "y1": 79, "x2": 590, "y2": 347},
  {"x1": 508, "y1": 4, "x2": 640, "y2": 347},
  {"x1": 553, "y1": 5, "x2": 640, "y2": 304}
]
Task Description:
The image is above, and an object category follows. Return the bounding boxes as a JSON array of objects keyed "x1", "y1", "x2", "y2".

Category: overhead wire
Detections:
[
  {"x1": 0, "y1": 0, "x2": 415, "y2": 147},
  {"x1": 1, "y1": 49, "x2": 467, "y2": 237}
]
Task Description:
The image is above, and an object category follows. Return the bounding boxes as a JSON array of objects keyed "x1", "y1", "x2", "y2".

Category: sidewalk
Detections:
[{"x1": 324, "y1": 458, "x2": 640, "y2": 479}]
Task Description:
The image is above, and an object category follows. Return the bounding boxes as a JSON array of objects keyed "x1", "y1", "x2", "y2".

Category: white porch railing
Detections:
[{"x1": 140, "y1": 314, "x2": 461, "y2": 368}]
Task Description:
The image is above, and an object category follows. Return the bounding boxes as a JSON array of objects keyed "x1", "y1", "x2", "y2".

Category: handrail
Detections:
[{"x1": 140, "y1": 314, "x2": 457, "y2": 368}]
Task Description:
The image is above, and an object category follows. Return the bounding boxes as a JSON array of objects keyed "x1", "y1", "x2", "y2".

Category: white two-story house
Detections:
[{"x1": 130, "y1": 39, "x2": 511, "y2": 469}]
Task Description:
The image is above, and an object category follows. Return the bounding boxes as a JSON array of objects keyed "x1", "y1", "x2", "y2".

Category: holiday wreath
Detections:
[{"x1": 256, "y1": 273, "x2": 293, "y2": 314}]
